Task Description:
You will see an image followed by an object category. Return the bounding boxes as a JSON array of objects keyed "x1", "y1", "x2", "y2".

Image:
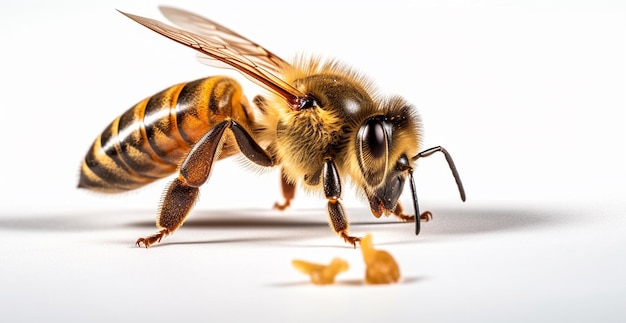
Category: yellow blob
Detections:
[
  {"x1": 360, "y1": 234, "x2": 400, "y2": 284},
  {"x1": 292, "y1": 258, "x2": 349, "y2": 285}
]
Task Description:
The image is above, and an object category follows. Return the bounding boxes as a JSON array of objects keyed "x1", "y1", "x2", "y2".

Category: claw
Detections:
[
  {"x1": 340, "y1": 231, "x2": 362, "y2": 248},
  {"x1": 420, "y1": 211, "x2": 433, "y2": 222},
  {"x1": 135, "y1": 229, "x2": 169, "y2": 248},
  {"x1": 273, "y1": 199, "x2": 291, "y2": 211}
]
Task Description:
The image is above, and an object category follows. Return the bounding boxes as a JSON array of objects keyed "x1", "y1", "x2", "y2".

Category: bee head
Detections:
[{"x1": 356, "y1": 96, "x2": 422, "y2": 219}]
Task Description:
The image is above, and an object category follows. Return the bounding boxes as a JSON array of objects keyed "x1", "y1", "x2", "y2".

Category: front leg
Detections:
[
  {"x1": 323, "y1": 157, "x2": 361, "y2": 248},
  {"x1": 137, "y1": 120, "x2": 273, "y2": 247},
  {"x1": 391, "y1": 202, "x2": 433, "y2": 222}
]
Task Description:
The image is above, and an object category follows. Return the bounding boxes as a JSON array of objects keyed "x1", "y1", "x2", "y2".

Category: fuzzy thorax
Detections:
[{"x1": 255, "y1": 56, "x2": 422, "y2": 198}]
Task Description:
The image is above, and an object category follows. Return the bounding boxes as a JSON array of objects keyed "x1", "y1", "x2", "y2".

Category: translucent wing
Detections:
[
  {"x1": 158, "y1": 6, "x2": 288, "y2": 76},
  {"x1": 118, "y1": 9, "x2": 306, "y2": 109}
]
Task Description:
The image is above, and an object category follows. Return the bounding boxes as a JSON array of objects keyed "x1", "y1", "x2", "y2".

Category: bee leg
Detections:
[
  {"x1": 136, "y1": 177, "x2": 199, "y2": 248},
  {"x1": 274, "y1": 168, "x2": 295, "y2": 210},
  {"x1": 391, "y1": 202, "x2": 433, "y2": 222},
  {"x1": 136, "y1": 120, "x2": 230, "y2": 247},
  {"x1": 229, "y1": 120, "x2": 274, "y2": 167},
  {"x1": 323, "y1": 157, "x2": 361, "y2": 248},
  {"x1": 420, "y1": 211, "x2": 433, "y2": 222},
  {"x1": 135, "y1": 229, "x2": 169, "y2": 248},
  {"x1": 136, "y1": 119, "x2": 274, "y2": 247},
  {"x1": 391, "y1": 202, "x2": 415, "y2": 222}
]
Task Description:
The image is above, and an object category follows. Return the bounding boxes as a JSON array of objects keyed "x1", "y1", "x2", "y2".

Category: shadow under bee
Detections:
[
  {"x1": 134, "y1": 206, "x2": 567, "y2": 234},
  {"x1": 0, "y1": 205, "x2": 572, "y2": 241}
]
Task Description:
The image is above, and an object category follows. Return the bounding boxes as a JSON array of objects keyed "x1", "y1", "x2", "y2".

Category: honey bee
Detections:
[{"x1": 79, "y1": 7, "x2": 466, "y2": 248}]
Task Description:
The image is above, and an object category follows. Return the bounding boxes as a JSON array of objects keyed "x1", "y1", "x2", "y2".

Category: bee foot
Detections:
[
  {"x1": 136, "y1": 229, "x2": 169, "y2": 248},
  {"x1": 420, "y1": 211, "x2": 433, "y2": 222},
  {"x1": 394, "y1": 213, "x2": 415, "y2": 222},
  {"x1": 340, "y1": 232, "x2": 361, "y2": 248},
  {"x1": 273, "y1": 200, "x2": 291, "y2": 211}
]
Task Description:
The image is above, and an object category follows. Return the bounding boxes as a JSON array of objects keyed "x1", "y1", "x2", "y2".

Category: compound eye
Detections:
[
  {"x1": 363, "y1": 120, "x2": 386, "y2": 159},
  {"x1": 357, "y1": 118, "x2": 390, "y2": 186}
]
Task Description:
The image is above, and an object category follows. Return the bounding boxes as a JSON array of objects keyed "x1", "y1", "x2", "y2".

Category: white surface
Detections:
[{"x1": 1, "y1": 0, "x2": 625, "y2": 322}]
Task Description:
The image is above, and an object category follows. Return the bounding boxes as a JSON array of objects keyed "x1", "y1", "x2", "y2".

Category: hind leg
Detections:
[{"x1": 137, "y1": 120, "x2": 273, "y2": 247}]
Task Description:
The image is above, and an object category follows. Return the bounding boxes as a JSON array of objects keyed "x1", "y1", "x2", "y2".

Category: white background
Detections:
[{"x1": 1, "y1": 0, "x2": 624, "y2": 322}]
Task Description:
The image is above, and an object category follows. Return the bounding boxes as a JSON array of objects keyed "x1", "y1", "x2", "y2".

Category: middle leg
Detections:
[
  {"x1": 274, "y1": 167, "x2": 296, "y2": 210},
  {"x1": 323, "y1": 157, "x2": 361, "y2": 248}
]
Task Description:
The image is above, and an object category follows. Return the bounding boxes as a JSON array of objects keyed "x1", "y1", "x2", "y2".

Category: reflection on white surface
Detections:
[{"x1": 1, "y1": 203, "x2": 625, "y2": 321}]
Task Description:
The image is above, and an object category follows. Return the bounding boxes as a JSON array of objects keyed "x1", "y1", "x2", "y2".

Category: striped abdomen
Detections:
[{"x1": 79, "y1": 76, "x2": 253, "y2": 192}]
